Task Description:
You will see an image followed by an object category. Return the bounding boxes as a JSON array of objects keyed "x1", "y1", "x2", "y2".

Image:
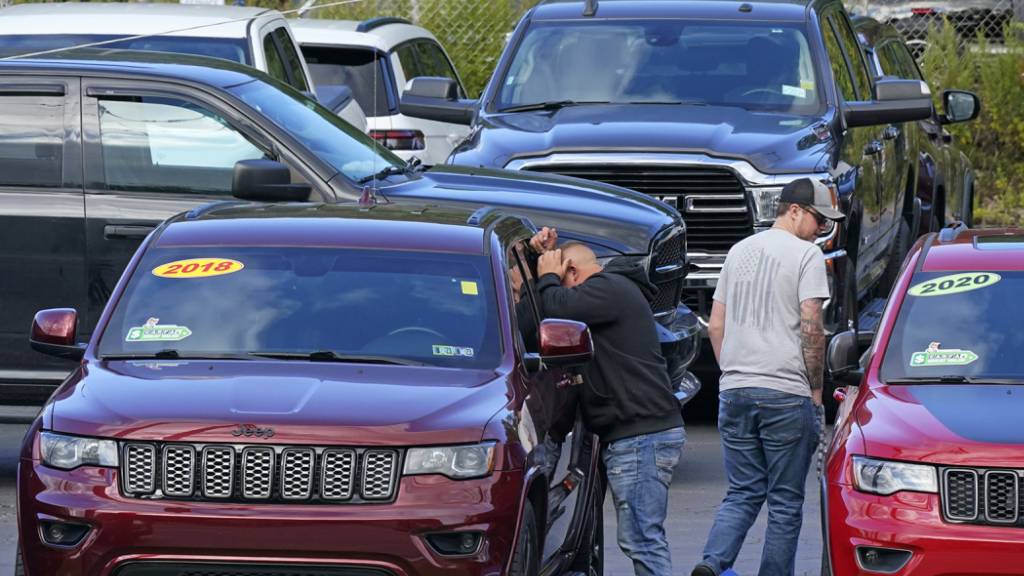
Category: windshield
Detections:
[
  {"x1": 302, "y1": 46, "x2": 392, "y2": 116},
  {"x1": 496, "y1": 20, "x2": 821, "y2": 115},
  {"x1": 880, "y1": 271, "x2": 1024, "y2": 381},
  {"x1": 226, "y1": 78, "x2": 403, "y2": 182},
  {"x1": 97, "y1": 246, "x2": 501, "y2": 370},
  {"x1": 0, "y1": 34, "x2": 250, "y2": 64}
]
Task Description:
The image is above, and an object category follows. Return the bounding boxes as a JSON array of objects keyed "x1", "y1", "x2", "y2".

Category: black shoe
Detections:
[{"x1": 691, "y1": 564, "x2": 716, "y2": 576}]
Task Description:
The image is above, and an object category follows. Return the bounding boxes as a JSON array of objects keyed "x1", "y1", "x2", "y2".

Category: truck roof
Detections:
[
  {"x1": 290, "y1": 18, "x2": 435, "y2": 52},
  {"x1": 919, "y1": 228, "x2": 1024, "y2": 272},
  {"x1": 531, "y1": 0, "x2": 812, "y2": 22}
]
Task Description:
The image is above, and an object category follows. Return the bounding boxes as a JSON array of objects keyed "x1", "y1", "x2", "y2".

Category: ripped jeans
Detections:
[{"x1": 603, "y1": 426, "x2": 686, "y2": 576}]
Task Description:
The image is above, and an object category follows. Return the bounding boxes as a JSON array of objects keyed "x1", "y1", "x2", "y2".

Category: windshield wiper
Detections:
[
  {"x1": 101, "y1": 350, "x2": 254, "y2": 361},
  {"x1": 357, "y1": 165, "x2": 410, "y2": 184},
  {"x1": 498, "y1": 100, "x2": 610, "y2": 113},
  {"x1": 627, "y1": 100, "x2": 708, "y2": 106},
  {"x1": 886, "y1": 376, "x2": 1024, "y2": 385},
  {"x1": 247, "y1": 350, "x2": 427, "y2": 366}
]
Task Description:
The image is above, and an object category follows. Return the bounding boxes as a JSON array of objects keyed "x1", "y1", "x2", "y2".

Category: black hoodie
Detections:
[{"x1": 536, "y1": 257, "x2": 683, "y2": 443}]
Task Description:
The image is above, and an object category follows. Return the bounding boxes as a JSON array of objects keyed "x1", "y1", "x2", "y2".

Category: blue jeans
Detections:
[
  {"x1": 700, "y1": 388, "x2": 819, "y2": 576},
  {"x1": 603, "y1": 426, "x2": 685, "y2": 576}
]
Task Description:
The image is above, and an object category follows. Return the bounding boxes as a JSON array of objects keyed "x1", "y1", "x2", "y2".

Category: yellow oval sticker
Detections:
[
  {"x1": 907, "y1": 272, "x2": 1001, "y2": 297},
  {"x1": 152, "y1": 258, "x2": 244, "y2": 279}
]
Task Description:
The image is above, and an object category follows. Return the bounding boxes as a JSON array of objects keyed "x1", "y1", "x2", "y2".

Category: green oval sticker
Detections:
[{"x1": 908, "y1": 272, "x2": 1001, "y2": 297}]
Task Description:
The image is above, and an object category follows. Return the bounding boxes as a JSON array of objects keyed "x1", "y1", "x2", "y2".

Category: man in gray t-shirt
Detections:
[{"x1": 692, "y1": 178, "x2": 844, "y2": 576}]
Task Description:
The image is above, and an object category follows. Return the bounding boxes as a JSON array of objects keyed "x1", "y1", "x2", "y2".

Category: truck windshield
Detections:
[
  {"x1": 496, "y1": 20, "x2": 821, "y2": 115},
  {"x1": 880, "y1": 271, "x2": 1024, "y2": 382},
  {"x1": 302, "y1": 46, "x2": 392, "y2": 116},
  {"x1": 0, "y1": 34, "x2": 250, "y2": 64},
  {"x1": 97, "y1": 246, "x2": 501, "y2": 370}
]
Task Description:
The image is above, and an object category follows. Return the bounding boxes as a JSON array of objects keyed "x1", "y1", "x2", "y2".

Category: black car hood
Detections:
[
  {"x1": 454, "y1": 104, "x2": 833, "y2": 175},
  {"x1": 382, "y1": 165, "x2": 683, "y2": 256}
]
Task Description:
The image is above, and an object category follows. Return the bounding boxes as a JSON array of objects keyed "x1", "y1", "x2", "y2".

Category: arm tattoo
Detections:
[{"x1": 800, "y1": 299, "x2": 826, "y2": 391}]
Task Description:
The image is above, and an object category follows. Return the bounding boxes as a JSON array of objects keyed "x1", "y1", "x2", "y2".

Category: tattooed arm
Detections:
[{"x1": 800, "y1": 298, "x2": 825, "y2": 405}]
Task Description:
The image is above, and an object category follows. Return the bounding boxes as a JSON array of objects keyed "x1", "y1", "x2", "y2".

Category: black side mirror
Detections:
[
  {"x1": 827, "y1": 329, "x2": 863, "y2": 385},
  {"x1": 941, "y1": 90, "x2": 981, "y2": 124},
  {"x1": 400, "y1": 76, "x2": 476, "y2": 126},
  {"x1": 845, "y1": 79, "x2": 933, "y2": 127},
  {"x1": 232, "y1": 159, "x2": 312, "y2": 202},
  {"x1": 30, "y1": 308, "x2": 85, "y2": 361}
]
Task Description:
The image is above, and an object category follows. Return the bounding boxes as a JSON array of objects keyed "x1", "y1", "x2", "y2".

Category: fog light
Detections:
[
  {"x1": 39, "y1": 520, "x2": 90, "y2": 547},
  {"x1": 855, "y1": 546, "x2": 912, "y2": 573},
  {"x1": 426, "y1": 531, "x2": 483, "y2": 556}
]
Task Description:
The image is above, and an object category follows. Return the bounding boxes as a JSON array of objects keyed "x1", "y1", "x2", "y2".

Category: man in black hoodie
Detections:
[{"x1": 533, "y1": 229, "x2": 685, "y2": 576}]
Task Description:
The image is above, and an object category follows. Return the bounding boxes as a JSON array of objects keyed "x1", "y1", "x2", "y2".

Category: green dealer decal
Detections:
[
  {"x1": 908, "y1": 272, "x2": 1001, "y2": 297},
  {"x1": 910, "y1": 342, "x2": 978, "y2": 368},
  {"x1": 126, "y1": 317, "x2": 192, "y2": 343}
]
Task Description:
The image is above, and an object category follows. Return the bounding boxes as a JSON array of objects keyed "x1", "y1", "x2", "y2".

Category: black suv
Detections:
[
  {"x1": 402, "y1": 0, "x2": 934, "y2": 336},
  {"x1": 0, "y1": 50, "x2": 696, "y2": 404}
]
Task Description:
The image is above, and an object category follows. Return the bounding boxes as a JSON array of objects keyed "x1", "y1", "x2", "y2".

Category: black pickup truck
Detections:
[{"x1": 401, "y1": 0, "x2": 935, "y2": 337}]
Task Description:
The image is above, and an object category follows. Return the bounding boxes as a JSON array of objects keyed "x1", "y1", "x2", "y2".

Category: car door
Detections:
[{"x1": 0, "y1": 76, "x2": 86, "y2": 400}]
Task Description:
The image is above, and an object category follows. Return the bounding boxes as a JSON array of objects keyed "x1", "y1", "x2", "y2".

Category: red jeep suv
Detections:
[
  {"x1": 17, "y1": 196, "x2": 604, "y2": 576},
  {"x1": 823, "y1": 224, "x2": 1024, "y2": 575}
]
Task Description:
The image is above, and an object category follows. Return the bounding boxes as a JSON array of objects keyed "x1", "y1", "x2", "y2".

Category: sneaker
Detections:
[{"x1": 691, "y1": 563, "x2": 716, "y2": 576}]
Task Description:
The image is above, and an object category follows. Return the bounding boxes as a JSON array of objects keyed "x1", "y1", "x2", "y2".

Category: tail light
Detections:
[{"x1": 370, "y1": 129, "x2": 425, "y2": 151}]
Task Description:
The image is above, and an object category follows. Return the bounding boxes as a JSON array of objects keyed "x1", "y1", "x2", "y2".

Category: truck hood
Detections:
[
  {"x1": 48, "y1": 360, "x2": 508, "y2": 446},
  {"x1": 458, "y1": 104, "x2": 832, "y2": 175},
  {"x1": 857, "y1": 384, "x2": 1024, "y2": 468}
]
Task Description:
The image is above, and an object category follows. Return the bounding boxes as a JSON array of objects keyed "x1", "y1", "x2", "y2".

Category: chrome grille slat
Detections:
[
  {"x1": 163, "y1": 445, "x2": 196, "y2": 497},
  {"x1": 941, "y1": 467, "x2": 1023, "y2": 526},
  {"x1": 202, "y1": 446, "x2": 235, "y2": 499},
  {"x1": 361, "y1": 450, "x2": 398, "y2": 500},
  {"x1": 241, "y1": 447, "x2": 275, "y2": 499},
  {"x1": 123, "y1": 444, "x2": 157, "y2": 495},
  {"x1": 281, "y1": 448, "x2": 315, "y2": 500},
  {"x1": 321, "y1": 449, "x2": 356, "y2": 500},
  {"x1": 985, "y1": 471, "x2": 1019, "y2": 523}
]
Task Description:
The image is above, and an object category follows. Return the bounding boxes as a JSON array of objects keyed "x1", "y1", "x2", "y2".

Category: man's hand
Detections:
[
  {"x1": 811, "y1": 388, "x2": 823, "y2": 407},
  {"x1": 800, "y1": 298, "x2": 826, "y2": 394},
  {"x1": 530, "y1": 227, "x2": 558, "y2": 254},
  {"x1": 538, "y1": 249, "x2": 569, "y2": 279}
]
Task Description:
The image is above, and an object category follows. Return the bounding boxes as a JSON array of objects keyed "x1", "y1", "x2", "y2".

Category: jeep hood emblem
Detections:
[{"x1": 231, "y1": 424, "x2": 275, "y2": 438}]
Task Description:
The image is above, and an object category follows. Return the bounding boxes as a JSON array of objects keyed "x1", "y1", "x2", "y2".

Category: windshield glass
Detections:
[
  {"x1": 302, "y1": 46, "x2": 392, "y2": 116},
  {"x1": 496, "y1": 20, "x2": 820, "y2": 114},
  {"x1": 97, "y1": 246, "x2": 501, "y2": 370},
  {"x1": 226, "y1": 78, "x2": 403, "y2": 182},
  {"x1": 0, "y1": 34, "x2": 250, "y2": 64},
  {"x1": 880, "y1": 271, "x2": 1024, "y2": 381}
]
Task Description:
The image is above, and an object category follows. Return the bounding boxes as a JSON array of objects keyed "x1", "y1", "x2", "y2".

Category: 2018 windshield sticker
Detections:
[
  {"x1": 152, "y1": 258, "x2": 244, "y2": 279},
  {"x1": 460, "y1": 281, "x2": 479, "y2": 296},
  {"x1": 910, "y1": 342, "x2": 978, "y2": 368},
  {"x1": 907, "y1": 272, "x2": 1001, "y2": 297},
  {"x1": 126, "y1": 318, "x2": 192, "y2": 343},
  {"x1": 433, "y1": 345, "x2": 474, "y2": 358}
]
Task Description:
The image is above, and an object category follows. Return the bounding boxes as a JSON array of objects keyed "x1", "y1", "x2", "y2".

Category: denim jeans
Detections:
[
  {"x1": 603, "y1": 426, "x2": 685, "y2": 576},
  {"x1": 700, "y1": 388, "x2": 820, "y2": 576}
]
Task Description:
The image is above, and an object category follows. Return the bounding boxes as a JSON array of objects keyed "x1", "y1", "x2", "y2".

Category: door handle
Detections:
[
  {"x1": 104, "y1": 225, "x2": 155, "y2": 239},
  {"x1": 864, "y1": 141, "x2": 883, "y2": 156},
  {"x1": 882, "y1": 126, "x2": 900, "y2": 140}
]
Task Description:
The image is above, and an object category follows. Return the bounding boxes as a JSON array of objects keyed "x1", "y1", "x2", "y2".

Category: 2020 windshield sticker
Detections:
[
  {"x1": 907, "y1": 272, "x2": 1001, "y2": 297},
  {"x1": 433, "y1": 345, "x2": 475, "y2": 358},
  {"x1": 152, "y1": 258, "x2": 244, "y2": 279},
  {"x1": 910, "y1": 342, "x2": 978, "y2": 368},
  {"x1": 126, "y1": 318, "x2": 192, "y2": 343}
]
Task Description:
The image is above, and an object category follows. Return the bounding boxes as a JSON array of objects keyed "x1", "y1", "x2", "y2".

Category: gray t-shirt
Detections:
[{"x1": 713, "y1": 228, "x2": 830, "y2": 397}]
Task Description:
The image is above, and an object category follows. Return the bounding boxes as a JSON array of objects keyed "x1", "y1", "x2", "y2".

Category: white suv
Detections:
[
  {"x1": 0, "y1": 2, "x2": 367, "y2": 131},
  {"x1": 291, "y1": 17, "x2": 470, "y2": 165}
]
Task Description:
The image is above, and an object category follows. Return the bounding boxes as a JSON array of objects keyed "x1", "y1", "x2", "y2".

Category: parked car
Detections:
[
  {"x1": 0, "y1": 50, "x2": 697, "y2": 406},
  {"x1": 17, "y1": 198, "x2": 604, "y2": 575},
  {"x1": 823, "y1": 224, "x2": 1024, "y2": 575},
  {"x1": 0, "y1": 1, "x2": 368, "y2": 131},
  {"x1": 874, "y1": 1, "x2": 1014, "y2": 52},
  {"x1": 290, "y1": 16, "x2": 471, "y2": 165},
  {"x1": 854, "y1": 16, "x2": 981, "y2": 233},
  {"x1": 401, "y1": 0, "x2": 935, "y2": 339}
]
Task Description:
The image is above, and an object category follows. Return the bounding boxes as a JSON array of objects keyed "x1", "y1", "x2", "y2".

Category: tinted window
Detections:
[
  {"x1": 273, "y1": 28, "x2": 310, "y2": 92},
  {"x1": 0, "y1": 94, "x2": 63, "y2": 187},
  {"x1": 875, "y1": 44, "x2": 899, "y2": 78},
  {"x1": 821, "y1": 16, "x2": 858, "y2": 101},
  {"x1": 263, "y1": 34, "x2": 289, "y2": 85},
  {"x1": 303, "y1": 46, "x2": 391, "y2": 116},
  {"x1": 497, "y1": 20, "x2": 820, "y2": 115},
  {"x1": 890, "y1": 42, "x2": 923, "y2": 81},
  {"x1": 396, "y1": 43, "x2": 420, "y2": 81},
  {"x1": 880, "y1": 271, "x2": 1024, "y2": 381},
  {"x1": 97, "y1": 96, "x2": 265, "y2": 194},
  {"x1": 413, "y1": 41, "x2": 465, "y2": 97},
  {"x1": 0, "y1": 34, "x2": 250, "y2": 64},
  {"x1": 98, "y1": 246, "x2": 501, "y2": 370},
  {"x1": 828, "y1": 14, "x2": 873, "y2": 100}
]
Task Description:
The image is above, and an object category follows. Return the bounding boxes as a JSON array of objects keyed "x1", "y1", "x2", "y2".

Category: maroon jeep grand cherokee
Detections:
[{"x1": 17, "y1": 200, "x2": 603, "y2": 576}]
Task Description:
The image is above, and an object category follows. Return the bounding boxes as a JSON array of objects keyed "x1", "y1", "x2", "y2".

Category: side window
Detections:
[
  {"x1": 829, "y1": 14, "x2": 873, "y2": 100},
  {"x1": 821, "y1": 16, "x2": 858, "y2": 102},
  {"x1": 508, "y1": 242, "x2": 541, "y2": 355},
  {"x1": 875, "y1": 44, "x2": 900, "y2": 78},
  {"x1": 263, "y1": 33, "x2": 289, "y2": 86},
  {"x1": 97, "y1": 96, "x2": 266, "y2": 195},
  {"x1": 396, "y1": 43, "x2": 421, "y2": 83},
  {"x1": 413, "y1": 41, "x2": 466, "y2": 98},
  {"x1": 892, "y1": 42, "x2": 924, "y2": 81},
  {"x1": 0, "y1": 94, "x2": 63, "y2": 187},
  {"x1": 273, "y1": 28, "x2": 310, "y2": 92}
]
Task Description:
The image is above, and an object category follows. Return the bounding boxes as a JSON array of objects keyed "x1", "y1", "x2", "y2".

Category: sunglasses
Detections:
[{"x1": 802, "y1": 206, "x2": 827, "y2": 226}]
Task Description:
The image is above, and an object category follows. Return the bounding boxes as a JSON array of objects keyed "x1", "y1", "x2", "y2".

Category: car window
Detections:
[
  {"x1": 263, "y1": 33, "x2": 289, "y2": 86},
  {"x1": 273, "y1": 28, "x2": 310, "y2": 92},
  {"x1": 97, "y1": 96, "x2": 266, "y2": 195},
  {"x1": 821, "y1": 16, "x2": 859, "y2": 102},
  {"x1": 396, "y1": 43, "x2": 421, "y2": 82},
  {"x1": 303, "y1": 46, "x2": 392, "y2": 116},
  {"x1": 0, "y1": 35, "x2": 251, "y2": 64},
  {"x1": 874, "y1": 43, "x2": 899, "y2": 77},
  {"x1": 413, "y1": 41, "x2": 465, "y2": 98},
  {"x1": 0, "y1": 94, "x2": 63, "y2": 187},
  {"x1": 891, "y1": 41, "x2": 924, "y2": 81},
  {"x1": 508, "y1": 242, "x2": 540, "y2": 354},
  {"x1": 827, "y1": 14, "x2": 873, "y2": 100}
]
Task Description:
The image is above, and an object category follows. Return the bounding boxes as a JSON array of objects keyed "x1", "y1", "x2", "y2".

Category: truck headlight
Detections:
[
  {"x1": 404, "y1": 442, "x2": 496, "y2": 479},
  {"x1": 852, "y1": 456, "x2": 937, "y2": 495},
  {"x1": 40, "y1": 432, "x2": 118, "y2": 470},
  {"x1": 752, "y1": 186, "x2": 784, "y2": 225}
]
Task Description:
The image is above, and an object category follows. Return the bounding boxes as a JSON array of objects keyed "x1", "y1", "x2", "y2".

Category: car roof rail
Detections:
[
  {"x1": 938, "y1": 220, "x2": 968, "y2": 243},
  {"x1": 356, "y1": 17, "x2": 412, "y2": 33},
  {"x1": 185, "y1": 200, "x2": 252, "y2": 220}
]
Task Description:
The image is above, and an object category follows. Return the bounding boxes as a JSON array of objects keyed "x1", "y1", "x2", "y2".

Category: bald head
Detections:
[{"x1": 559, "y1": 241, "x2": 603, "y2": 287}]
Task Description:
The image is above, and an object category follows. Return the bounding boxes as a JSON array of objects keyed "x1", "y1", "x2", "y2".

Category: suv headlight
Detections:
[
  {"x1": 852, "y1": 456, "x2": 937, "y2": 495},
  {"x1": 404, "y1": 442, "x2": 496, "y2": 479},
  {"x1": 752, "y1": 186, "x2": 784, "y2": 225},
  {"x1": 40, "y1": 432, "x2": 118, "y2": 470}
]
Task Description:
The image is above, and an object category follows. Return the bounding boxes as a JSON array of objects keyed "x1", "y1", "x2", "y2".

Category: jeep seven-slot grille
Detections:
[
  {"x1": 942, "y1": 467, "x2": 1023, "y2": 526},
  {"x1": 524, "y1": 164, "x2": 754, "y2": 251},
  {"x1": 121, "y1": 442, "x2": 400, "y2": 504}
]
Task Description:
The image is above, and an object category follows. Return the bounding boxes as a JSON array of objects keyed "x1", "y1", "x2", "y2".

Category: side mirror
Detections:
[
  {"x1": 845, "y1": 79, "x2": 933, "y2": 128},
  {"x1": 941, "y1": 90, "x2": 980, "y2": 124},
  {"x1": 538, "y1": 319, "x2": 593, "y2": 368},
  {"x1": 400, "y1": 76, "x2": 476, "y2": 126},
  {"x1": 232, "y1": 159, "x2": 312, "y2": 202},
  {"x1": 827, "y1": 329, "x2": 863, "y2": 385},
  {"x1": 30, "y1": 308, "x2": 85, "y2": 361}
]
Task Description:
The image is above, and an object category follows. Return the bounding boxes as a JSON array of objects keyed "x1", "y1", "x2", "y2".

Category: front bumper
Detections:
[
  {"x1": 18, "y1": 458, "x2": 523, "y2": 576},
  {"x1": 825, "y1": 481, "x2": 1024, "y2": 575}
]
